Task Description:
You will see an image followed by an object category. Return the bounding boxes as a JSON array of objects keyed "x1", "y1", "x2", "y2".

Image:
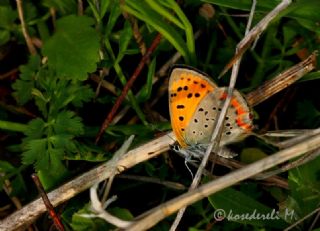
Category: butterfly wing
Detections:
[
  {"x1": 169, "y1": 67, "x2": 217, "y2": 147},
  {"x1": 185, "y1": 87, "x2": 253, "y2": 146},
  {"x1": 219, "y1": 87, "x2": 253, "y2": 145}
]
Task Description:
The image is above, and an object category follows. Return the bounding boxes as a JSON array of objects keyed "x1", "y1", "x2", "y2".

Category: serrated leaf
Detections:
[
  {"x1": 22, "y1": 138, "x2": 47, "y2": 166},
  {"x1": 69, "y1": 84, "x2": 95, "y2": 107},
  {"x1": 42, "y1": 15, "x2": 100, "y2": 80},
  {"x1": 50, "y1": 134, "x2": 74, "y2": 149},
  {"x1": 24, "y1": 118, "x2": 46, "y2": 138},
  {"x1": 53, "y1": 111, "x2": 84, "y2": 136},
  {"x1": 0, "y1": 5, "x2": 17, "y2": 29},
  {"x1": 0, "y1": 160, "x2": 15, "y2": 172},
  {"x1": 12, "y1": 55, "x2": 41, "y2": 105}
]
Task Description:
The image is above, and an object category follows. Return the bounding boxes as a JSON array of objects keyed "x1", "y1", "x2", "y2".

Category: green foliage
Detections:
[
  {"x1": 288, "y1": 156, "x2": 320, "y2": 217},
  {"x1": 12, "y1": 46, "x2": 95, "y2": 187},
  {"x1": 0, "y1": 161, "x2": 26, "y2": 196},
  {"x1": 208, "y1": 187, "x2": 288, "y2": 228},
  {"x1": 42, "y1": 15, "x2": 100, "y2": 80},
  {"x1": 1, "y1": 0, "x2": 320, "y2": 230},
  {"x1": 69, "y1": 204, "x2": 133, "y2": 230},
  {"x1": 71, "y1": 204, "x2": 109, "y2": 231},
  {"x1": 123, "y1": 0, "x2": 196, "y2": 64},
  {"x1": 0, "y1": 3, "x2": 17, "y2": 45}
]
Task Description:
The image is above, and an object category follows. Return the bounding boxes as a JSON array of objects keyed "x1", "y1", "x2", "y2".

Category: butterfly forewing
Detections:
[{"x1": 169, "y1": 67, "x2": 217, "y2": 147}]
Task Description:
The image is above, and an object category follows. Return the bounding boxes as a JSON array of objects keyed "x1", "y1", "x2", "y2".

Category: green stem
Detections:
[
  {"x1": 220, "y1": 7, "x2": 243, "y2": 40},
  {"x1": 104, "y1": 39, "x2": 148, "y2": 125},
  {"x1": 252, "y1": 25, "x2": 276, "y2": 87},
  {"x1": 0, "y1": 120, "x2": 28, "y2": 132},
  {"x1": 170, "y1": 0, "x2": 196, "y2": 64}
]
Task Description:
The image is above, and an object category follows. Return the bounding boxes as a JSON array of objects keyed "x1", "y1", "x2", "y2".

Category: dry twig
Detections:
[
  {"x1": 16, "y1": 0, "x2": 37, "y2": 55},
  {"x1": 126, "y1": 131, "x2": 320, "y2": 231}
]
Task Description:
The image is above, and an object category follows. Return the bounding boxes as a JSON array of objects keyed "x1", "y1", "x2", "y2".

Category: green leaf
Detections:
[
  {"x1": 21, "y1": 138, "x2": 47, "y2": 166},
  {"x1": 42, "y1": 0, "x2": 78, "y2": 15},
  {"x1": 0, "y1": 29, "x2": 10, "y2": 45},
  {"x1": 65, "y1": 141, "x2": 107, "y2": 162},
  {"x1": 23, "y1": 118, "x2": 46, "y2": 138},
  {"x1": 71, "y1": 204, "x2": 110, "y2": 230},
  {"x1": 203, "y1": 0, "x2": 278, "y2": 12},
  {"x1": 0, "y1": 161, "x2": 27, "y2": 196},
  {"x1": 0, "y1": 160, "x2": 15, "y2": 172},
  {"x1": 105, "y1": 1, "x2": 121, "y2": 36},
  {"x1": 123, "y1": 0, "x2": 189, "y2": 62},
  {"x1": 208, "y1": 187, "x2": 287, "y2": 228},
  {"x1": 145, "y1": 0, "x2": 184, "y2": 29},
  {"x1": 12, "y1": 55, "x2": 41, "y2": 105},
  {"x1": 137, "y1": 58, "x2": 156, "y2": 102},
  {"x1": 53, "y1": 111, "x2": 84, "y2": 136},
  {"x1": 116, "y1": 20, "x2": 133, "y2": 63},
  {"x1": 42, "y1": 15, "x2": 100, "y2": 80},
  {"x1": 204, "y1": 0, "x2": 320, "y2": 30},
  {"x1": 0, "y1": 5, "x2": 17, "y2": 30},
  {"x1": 108, "y1": 207, "x2": 134, "y2": 220},
  {"x1": 100, "y1": 0, "x2": 112, "y2": 19},
  {"x1": 70, "y1": 84, "x2": 95, "y2": 107},
  {"x1": 37, "y1": 156, "x2": 69, "y2": 190},
  {"x1": 299, "y1": 71, "x2": 320, "y2": 82},
  {"x1": 288, "y1": 155, "x2": 320, "y2": 217}
]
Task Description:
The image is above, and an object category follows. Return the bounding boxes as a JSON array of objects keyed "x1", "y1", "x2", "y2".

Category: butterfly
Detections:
[{"x1": 168, "y1": 66, "x2": 253, "y2": 160}]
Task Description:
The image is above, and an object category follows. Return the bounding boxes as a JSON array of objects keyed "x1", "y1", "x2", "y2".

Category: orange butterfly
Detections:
[{"x1": 168, "y1": 66, "x2": 253, "y2": 159}]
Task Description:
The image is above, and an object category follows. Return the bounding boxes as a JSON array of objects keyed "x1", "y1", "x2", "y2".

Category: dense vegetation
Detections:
[{"x1": 0, "y1": 0, "x2": 320, "y2": 230}]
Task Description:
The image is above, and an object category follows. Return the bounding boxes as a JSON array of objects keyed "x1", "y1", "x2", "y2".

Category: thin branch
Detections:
[
  {"x1": 284, "y1": 207, "x2": 320, "y2": 231},
  {"x1": 95, "y1": 33, "x2": 162, "y2": 143},
  {"x1": 170, "y1": 0, "x2": 256, "y2": 229},
  {"x1": 245, "y1": 51, "x2": 318, "y2": 107},
  {"x1": 121, "y1": 0, "x2": 147, "y2": 55},
  {"x1": 219, "y1": 0, "x2": 292, "y2": 78},
  {"x1": 16, "y1": 0, "x2": 37, "y2": 55},
  {"x1": 126, "y1": 131, "x2": 320, "y2": 231},
  {"x1": 0, "y1": 132, "x2": 175, "y2": 231},
  {"x1": 31, "y1": 174, "x2": 65, "y2": 231}
]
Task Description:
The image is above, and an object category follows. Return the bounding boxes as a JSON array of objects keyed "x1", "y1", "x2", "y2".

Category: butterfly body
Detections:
[{"x1": 168, "y1": 66, "x2": 253, "y2": 158}]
